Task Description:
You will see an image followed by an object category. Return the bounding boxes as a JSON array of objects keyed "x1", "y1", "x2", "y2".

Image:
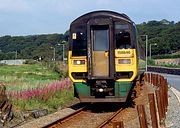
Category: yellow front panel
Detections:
[
  {"x1": 68, "y1": 51, "x2": 87, "y2": 82},
  {"x1": 115, "y1": 49, "x2": 138, "y2": 82},
  {"x1": 69, "y1": 49, "x2": 138, "y2": 82}
]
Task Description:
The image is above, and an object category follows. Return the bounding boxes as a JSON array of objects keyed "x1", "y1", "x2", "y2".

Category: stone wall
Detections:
[
  {"x1": 0, "y1": 59, "x2": 26, "y2": 65},
  {"x1": 155, "y1": 58, "x2": 180, "y2": 65}
]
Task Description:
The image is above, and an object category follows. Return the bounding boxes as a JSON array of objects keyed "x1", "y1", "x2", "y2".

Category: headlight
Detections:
[
  {"x1": 118, "y1": 59, "x2": 131, "y2": 64},
  {"x1": 73, "y1": 60, "x2": 85, "y2": 65}
]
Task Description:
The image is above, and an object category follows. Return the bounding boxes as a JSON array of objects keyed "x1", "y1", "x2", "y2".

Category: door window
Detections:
[{"x1": 93, "y1": 30, "x2": 109, "y2": 51}]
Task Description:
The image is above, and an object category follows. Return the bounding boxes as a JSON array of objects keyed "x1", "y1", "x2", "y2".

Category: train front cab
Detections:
[{"x1": 68, "y1": 11, "x2": 141, "y2": 102}]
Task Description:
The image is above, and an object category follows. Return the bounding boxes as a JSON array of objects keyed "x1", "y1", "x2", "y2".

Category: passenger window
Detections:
[{"x1": 115, "y1": 23, "x2": 131, "y2": 49}]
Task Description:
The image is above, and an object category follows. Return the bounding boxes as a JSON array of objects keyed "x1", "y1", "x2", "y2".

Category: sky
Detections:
[{"x1": 0, "y1": 0, "x2": 179, "y2": 36}]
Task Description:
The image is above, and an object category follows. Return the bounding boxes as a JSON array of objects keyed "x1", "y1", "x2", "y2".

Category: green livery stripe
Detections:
[
  {"x1": 74, "y1": 82, "x2": 132, "y2": 98},
  {"x1": 74, "y1": 83, "x2": 90, "y2": 97},
  {"x1": 115, "y1": 82, "x2": 132, "y2": 97}
]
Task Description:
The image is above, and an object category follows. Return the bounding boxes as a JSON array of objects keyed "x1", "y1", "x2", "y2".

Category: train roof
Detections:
[{"x1": 71, "y1": 10, "x2": 133, "y2": 25}]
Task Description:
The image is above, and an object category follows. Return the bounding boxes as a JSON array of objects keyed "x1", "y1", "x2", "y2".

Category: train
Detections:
[{"x1": 68, "y1": 11, "x2": 145, "y2": 102}]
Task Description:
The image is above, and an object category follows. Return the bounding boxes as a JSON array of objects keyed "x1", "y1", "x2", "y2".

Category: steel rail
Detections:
[
  {"x1": 42, "y1": 106, "x2": 86, "y2": 128},
  {"x1": 96, "y1": 108, "x2": 124, "y2": 128}
]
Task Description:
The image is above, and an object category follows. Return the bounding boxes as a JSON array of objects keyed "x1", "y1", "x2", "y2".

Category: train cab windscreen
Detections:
[
  {"x1": 115, "y1": 23, "x2": 131, "y2": 49},
  {"x1": 72, "y1": 31, "x2": 87, "y2": 56}
]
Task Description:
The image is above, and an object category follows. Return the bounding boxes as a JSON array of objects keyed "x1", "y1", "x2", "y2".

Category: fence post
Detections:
[
  {"x1": 144, "y1": 73, "x2": 147, "y2": 82},
  {"x1": 155, "y1": 89, "x2": 164, "y2": 126},
  {"x1": 148, "y1": 93, "x2": 158, "y2": 128},
  {"x1": 154, "y1": 74, "x2": 158, "y2": 86},
  {"x1": 150, "y1": 73, "x2": 153, "y2": 84},
  {"x1": 153, "y1": 74, "x2": 155, "y2": 85},
  {"x1": 137, "y1": 105, "x2": 148, "y2": 128},
  {"x1": 160, "y1": 78, "x2": 166, "y2": 119},
  {"x1": 164, "y1": 79, "x2": 168, "y2": 110}
]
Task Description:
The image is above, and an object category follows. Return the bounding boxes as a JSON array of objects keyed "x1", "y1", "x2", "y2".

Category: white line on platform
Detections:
[{"x1": 170, "y1": 87, "x2": 180, "y2": 105}]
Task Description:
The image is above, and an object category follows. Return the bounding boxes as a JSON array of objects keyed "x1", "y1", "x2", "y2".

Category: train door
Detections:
[
  {"x1": 91, "y1": 26, "x2": 109, "y2": 77},
  {"x1": 87, "y1": 18, "x2": 115, "y2": 79}
]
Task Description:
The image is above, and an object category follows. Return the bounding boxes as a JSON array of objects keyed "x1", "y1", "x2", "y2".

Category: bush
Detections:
[
  {"x1": 24, "y1": 59, "x2": 38, "y2": 64},
  {"x1": 41, "y1": 61, "x2": 68, "y2": 79},
  {"x1": 147, "y1": 59, "x2": 156, "y2": 66},
  {"x1": 152, "y1": 54, "x2": 180, "y2": 59}
]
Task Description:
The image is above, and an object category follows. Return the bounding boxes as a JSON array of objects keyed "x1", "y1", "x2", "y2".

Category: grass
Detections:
[
  {"x1": 0, "y1": 64, "x2": 60, "y2": 91},
  {"x1": 0, "y1": 64, "x2": 59, "y2": 80},
  {"x1": 157, "y1": 64, "x2": 180, "y2": 68},
  {"x1": 0, "y1": 63, "x2": 74, "y2": 114}
]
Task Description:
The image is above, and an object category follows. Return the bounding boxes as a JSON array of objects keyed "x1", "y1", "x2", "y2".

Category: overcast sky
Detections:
[{"x1": 0, "y1": 0, "x2": 179, "y2": 36}]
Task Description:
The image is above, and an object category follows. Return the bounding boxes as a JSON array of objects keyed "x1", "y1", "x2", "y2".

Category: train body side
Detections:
[{"x1": 68, "y1": 11, "x2": 145, "y2": 102}]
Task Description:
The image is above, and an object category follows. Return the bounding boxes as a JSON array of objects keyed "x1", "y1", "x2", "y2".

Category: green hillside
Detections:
[
  {"x1": 0, "y1": 20, "x2": 179, "y2": 60},
  {"x1": 0, "y1": 32, "x2": 69, "y2": 61},
  {"x1": 137, "y1": 20, "x2": 180, "y2": 56}
]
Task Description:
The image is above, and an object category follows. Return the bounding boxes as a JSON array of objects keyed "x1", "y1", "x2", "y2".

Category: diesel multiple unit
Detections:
[{"x1": 68, "y1": 11, "x2": 145, "y2": 102}]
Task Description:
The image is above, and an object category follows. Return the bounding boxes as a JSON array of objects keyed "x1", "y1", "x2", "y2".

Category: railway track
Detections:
[
  {"x1": 43, "y1": 106, "x2": 86, "y2": 128},
  {"x1": 96, "y1": 108, "x2": 124, "y2": 128},
  {"x1": 43, "y1": 104, "x2": 125, "y2": 128}
]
